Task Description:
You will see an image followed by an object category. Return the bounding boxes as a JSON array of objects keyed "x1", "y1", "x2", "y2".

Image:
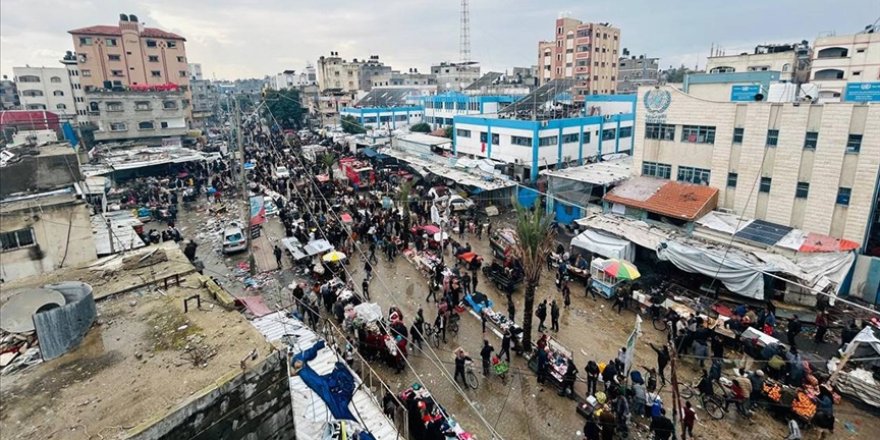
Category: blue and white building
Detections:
[
  {"x1": 423, "y1": 92, "x2": 522, "y2": 128},
  {"x1": 339, "y1": 106, "x2": 423, "y2": 130},
  {"x1": 452, "y1": 95, "x2": 636, "y2": 181}
]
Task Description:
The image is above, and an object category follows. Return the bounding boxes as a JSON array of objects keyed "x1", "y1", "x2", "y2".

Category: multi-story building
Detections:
[
  {"x1": 68, "y1": 13, "x2": 191, "y2": 120},
  {"x1": 190, "y1": 79, "x2": 218, "y2": 128},
  {"x1": 0, "y1": 76, "x2": 20, "y2": 110},
  {"x1": 431, "y1": 62, "x2": 481, "y2": 92},
  {"x1": 12, "y1": 67, "x2": 77, "y2": 120},
  {"x1": 188, "y1": 63, "x2": 203, "y2": 81},
  {"x1": 423, "y1": 92, "x2": 521, "y2": 128},
  {"x1": 83, "y1": 87, "x2": 189, "y2": 144},
  {"x1": 358, "y1": 56, "x2": 393, "y2": 92},
  {"x1": 706, "y1": 43, "x2": 810, "y2": 83},
  {"x1": 371, "y1": 69, "x2": 437, "y2": 88},
  {"x1": 317, "y1": 52, "x2": 363, "y2": 94},
  {"x1": 617, "y1": 55, "x2": 659, "y2": 94},
  {"x1": 59, "y1": 51, "x2": 88, "y2": 124},
  {"x1": 811, "y1": 28, "x2": 880, "y2": 102},
  {"x1": 632, "y1": 85, "x2": 880, "y2": 247},
  {"x1": 537, "y1": 17, "x2": 621, "y2": 98},
  {"x1": 268, "y1": 66, "x2": 317, "y2": 90}
]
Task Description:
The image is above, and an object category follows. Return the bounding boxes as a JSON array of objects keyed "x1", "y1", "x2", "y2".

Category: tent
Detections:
[{"x1": 571, "y1": 229, "x2": 635, "y2": 261}]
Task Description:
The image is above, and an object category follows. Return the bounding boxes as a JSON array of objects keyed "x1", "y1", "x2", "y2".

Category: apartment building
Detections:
[
  {"x1": 83, "y1": 87, "x2": 189, "y2": 144},
  {"x1": 317, "y1": 52, "x2": 363, "y2": 94},
  {"x1": 188, "y1": 63, "x2": 203, "y2": 81},
  {"x1": 633, "y1": 85, "x2": 880, "y2": 247},
  {"x1": 537, "y1": 17, "x2": 621, "y2": 98},
  {"x1": 0, "y1": 76, "x2": 20, "y2": 110},
  {"x1": 431, "y1": 62, "x2": 481, "y2": 92},
  {"x1": 12, "y1": 67, "x2": 77, "y2": 118},
  {"x1": 60, "y1": 51, "x2": 88, "y2": 123},
  {"x1": 617, "y1": 55, "x2": 659, "y2": 94},
  {"x1": 811, "y1": 28, "x2": 880, "y2": 102},
  {"x1": 706, "y1": 43, "x2": 810, "y2": 83},
  {"x1": 190, "y1": 79, "x2": 218, "y2": 128},
  {"x1": 269, "y1": 65, "x2": 318, "y2": 90},
  {"x1": 371, "y1": 69, "x2": 437, "y2": 88}
]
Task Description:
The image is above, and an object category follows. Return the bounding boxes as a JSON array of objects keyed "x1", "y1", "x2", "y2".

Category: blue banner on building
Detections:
[
  {"x1": 730, "y1": 85, "x2": 761, "y2": 102},
  {"x1": 62, "y1": 122, "x2": 79, "y2": 148},
  {"x1": 844, "y1": 82, "x2": 880, "y2": 102}
]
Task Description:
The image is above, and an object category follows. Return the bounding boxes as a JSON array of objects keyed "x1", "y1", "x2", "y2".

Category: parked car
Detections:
[
  {"x1": 447, "y1": 195, "x2": 475, "y2": 212},
  {"x1": 264, "y1": 196, "x2": 279, "y2": 216},
  {"x1": 274, "y1": 166, "x2": 290, "y2": 179},
  {"x1": 222, "y1": 223, "x2": 247, "y2": 254}
]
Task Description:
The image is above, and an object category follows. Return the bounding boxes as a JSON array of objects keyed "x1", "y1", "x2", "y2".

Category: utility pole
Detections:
[
  {"x1": 669, "y1": 340, "x2": 683, "y2": 439},
  {"x1": 234, "y1": 96, "x2": 255, "y2": 274}
]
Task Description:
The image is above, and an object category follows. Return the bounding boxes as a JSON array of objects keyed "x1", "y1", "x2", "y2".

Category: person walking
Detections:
[
  {"x1": 362, "y1": 277, "x2": 370, "y2": 301},
  {"x1": 682, "y1": 401, "x2": 697, "y2": 439},
  {"x1": 650, "y1": 409, "x2": 675, "y2": 440},
  {"x1": 507, "y1": 294, "x2": 516, "y2": 322},
  {"x1": 562, "y1": 282, "x2": 571, "y2": 309},
  {"x1": 814, "y1": 311, "x2": 829, "y2": 344},
  {"x1": 649, "y1": 342, "x2": 670, "y2": 386},
  {"x1": 536, "y1": 300, "x2": 548, "y2": 332},
  {"x1": 274, "y1": 245, "x2": 283, "y2": 269},
  {"x1": 585, "y1": 360, "x2": 600, "y2": 396},
  {"x1": 481, "y1": 308, "x2": 489, "y2": 333},
  {"x1": 787, "y1": 315, "x2": 803, "y2": 348},
  {"x1": 498, "y1": 328, "x2": 512, "y2": 362},
  {"x1": 480, "y1": 340, "x2": 495, "y2": 376},
  {"x1": 453, "y1": 348, "x2": 472, "y2": 385},
  {"x1": 550, "y1": 299, "x2": 560, "y2": 332},
  {"x1": 784, "y1": 417, "x2": 802, "y2": 440}
]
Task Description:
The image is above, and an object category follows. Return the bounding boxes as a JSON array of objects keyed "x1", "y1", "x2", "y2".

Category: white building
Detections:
[
  {"x1": 432, "y1": 62, "x2": 481, "y2": 92},
  {"x1": 188, "y1": 63, "x2": 203, "y2": 81},
  {"x1": 422, "y1": 92, "x2": 522, "y2": 128},
  {"x1": 12, "y1": 66, "x2": 77, "y2": 119},
  {"x1": 60, "y1": 51, "x2": 88, "y2": 124},
  {"x1": 84, "y1": 88, "x2": 189, "y2": 144},
  {"x1": 339, "y1": 106, "x2": 423, "y2": 130},
  {"x1": 633, "y1": 85, "x2": 880, "y2": 247},
  {"x1": 706, "y1": 43, "x2": 810, "y2": 82},
  {"x1": 811, "y1": 29, "x2": 880, "y2": 102}
]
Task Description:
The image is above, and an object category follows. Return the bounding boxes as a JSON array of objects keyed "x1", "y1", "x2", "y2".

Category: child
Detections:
[{"x1": 682, "y1": 401, "x2": 697, "y2": 439}]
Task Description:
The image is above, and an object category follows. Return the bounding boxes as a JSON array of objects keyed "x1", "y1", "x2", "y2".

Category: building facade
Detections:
[
  {"x1": 12, "y1": 67, "x2": 77, "y2": 118},
  {"x1": 188, "y1": 63, "x2": 203, "y2": 81},
  {"x1": 431, "y1": 62, "x2": 481, "y2": 92},
  {"x1": 317, "y1": 52, "x2": 362, "y2": 93},
  {"x1": 190, "y1": 79, "x2": 218, "y2": 128},
  {"x1": 358, "y1": 56, "x2": 393, "y2": 92},
  {"x1": 269, "y1": 66, "x2": 317, "y2": 90},
  {"x1": 371, "y1": 69, "x2": 437, "y2": 88},
  {"x1": 84, "y1": 88, "x2": 189, "y2": 144},
  {"x1": 706, "y1": 43, "x2": 810, "y2": 83},
  {"x1": 537, "y1": 17, "x2": 621, "y2": 98},
  {"x1": 339, "y1": 106, "x2": 423, "y2": 130},
  {"x1": 811, "y1": 30, "x2": 880, "y2": 102},
  {"x1": 617, "y1": 56, "x2": 659, "y2": 94},
  {"x1": 0, "y1": 76, "x2": 20, "y2": 110},
  {"x1": 633, "y1": 85, "x2": 880, "y2": 246},
  {"x1": 423, "y1": 93, "x2": 521, "y2": 128}
]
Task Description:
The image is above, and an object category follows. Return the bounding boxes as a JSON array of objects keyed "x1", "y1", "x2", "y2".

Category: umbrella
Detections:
[
  {"x1": 322, "y1": 251, "x2": 347, "y2": 263},
  {"x1": 600, "y1": 259, "x2": 640, "y2": 280},
  {"x1": 433, "y1": 232, "x2": 449, "y2": 242},
  {"x1": 422, "y1": 225, "x2": 441, "y2": 235}
]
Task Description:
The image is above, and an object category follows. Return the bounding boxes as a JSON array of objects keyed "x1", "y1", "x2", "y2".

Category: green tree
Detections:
[
  {"x1": 341, "y1": 115, "x2": 366, "y2": 134},
  {"x1": 321, "y1": 152, "x2": 336, "y2": 180},
  {"x1": 409, "y1": 122, "x2": 431, "y2": 133},
  {"x1": 397, "y1": 180, "x2": 413, "y2": 217},
  {"x1": 264, "y1": 88, "x2": 304, "y2": 129},
  {"x1": 443, "y1": 126, "x2": 453, "y2": 139},
  {"x1": 512, "y1": 204, "x2": 556, "y2": 352}
]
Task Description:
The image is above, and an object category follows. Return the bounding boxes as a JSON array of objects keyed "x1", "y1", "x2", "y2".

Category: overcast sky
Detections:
[{"x1": 1, "y1": 0, "x2": 877, "y2": 80}]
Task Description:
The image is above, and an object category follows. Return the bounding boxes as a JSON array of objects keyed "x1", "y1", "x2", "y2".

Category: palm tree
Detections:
[
  {"x1": 397, "y1": 180, "x2": 413, "y2": 218},
  {"x1": 512, "y1": 203, "x2": 556, "y2": 352},
  {"x1": 320, "y1": 152, "x2": 335, "y2": 180}
]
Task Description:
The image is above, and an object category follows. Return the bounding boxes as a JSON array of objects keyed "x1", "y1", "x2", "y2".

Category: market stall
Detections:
[
  {"x1": 399, "y1": 383, "x2": 474, "y2": 440},
  {"x1": 528, "y1": 334, "x2": 574, "y2": 391},
  {"x1": 589, "y1": 258, "x2": 640, "y2": 298}
]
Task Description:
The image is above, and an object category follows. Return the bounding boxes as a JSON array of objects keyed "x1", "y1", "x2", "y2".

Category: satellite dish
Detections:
[{"x1": 754, "y1": 93, "x2": 765, "y2": 102}]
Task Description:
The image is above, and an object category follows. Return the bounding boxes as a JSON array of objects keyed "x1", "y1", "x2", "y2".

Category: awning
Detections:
[
  {"x1": 658, "y1": 240, "x2": 768, "y2": 299},
  {"x1": 571, "y1": 229, "x2": 635, "y2": 261}
]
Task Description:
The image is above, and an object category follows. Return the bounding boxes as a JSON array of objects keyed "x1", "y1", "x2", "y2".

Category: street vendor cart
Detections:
[
  {"x1": 589, "y1": 258, "x2": 640, "y2": 299},
  {"x1": 528, "y1": 334, "x2": 575, "y2": 391}
]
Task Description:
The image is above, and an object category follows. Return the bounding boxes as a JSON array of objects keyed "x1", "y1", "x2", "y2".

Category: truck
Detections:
[{"x1": 339, "y1": 157, "x2": 376, "y2": 189}]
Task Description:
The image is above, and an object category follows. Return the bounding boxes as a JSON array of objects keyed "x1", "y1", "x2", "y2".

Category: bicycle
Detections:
[
  {"x1": 448, "y1": 313, "x2": 460, "y2": 336},
  {"x1": 680, "y1": 381, "x2": 726, "y2": 420},
  {"x1": 424, "y1": 324, "x2": 442, "y2": 348},
  {"x1": 464, "y1": 360, "x2": 479, "y2": 389}
]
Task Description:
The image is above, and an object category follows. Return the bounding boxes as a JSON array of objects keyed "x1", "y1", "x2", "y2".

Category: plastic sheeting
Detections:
[
  {"x1": 753, "y1": 251, "x2": 855, "y2": 295},
  {"x1": 657, "y1": 241, "x2": 768, "y2": 299},
  {"x1": 571, "y1": 229, "x2": 635, "y2": 261}
]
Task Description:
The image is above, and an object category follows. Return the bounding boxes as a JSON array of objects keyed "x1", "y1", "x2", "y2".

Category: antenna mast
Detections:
[{"x1": 460, "y1": 0, "x2": 471, "y2": 64}]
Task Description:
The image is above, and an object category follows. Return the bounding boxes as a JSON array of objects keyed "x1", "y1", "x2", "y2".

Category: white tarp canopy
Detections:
[
  {"x1": 753, "y1": 251, "x2": 855, "y2": 295},
  {"x1": 575, "y1": 214, "x2": 672, "y2": 250},
  {"x1": 571, "y1": 229, "x2": 635, "y2": 261},
  {"x1": 658, "y1": 240, "x2": 768, "y2": 299}
]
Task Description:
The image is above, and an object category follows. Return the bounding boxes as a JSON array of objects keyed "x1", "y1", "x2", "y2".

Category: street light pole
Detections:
[{"x1": 234, "y1": 96, "x2": 255, "y2": 274}]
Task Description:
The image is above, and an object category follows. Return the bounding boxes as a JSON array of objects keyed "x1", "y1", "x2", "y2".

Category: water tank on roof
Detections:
[
  {"x1": 120, "y1": 13, "x2": 129, "y2": 21},
  {"x1": 129, "y1": 14, "x2": 138, "y2": 22}
]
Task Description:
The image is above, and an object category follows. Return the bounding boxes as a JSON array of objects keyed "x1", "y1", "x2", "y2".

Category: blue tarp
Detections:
[
  {"x1": 362, "y1": 148, "x2": 378, "y2": 158},
  {"x1": 293, "y1": 341, "x2": 357, "y2": 421},
  {"x1": 517, "y1": 187, "x2": 540, "y2": 208},
  {"x1": 465, "y1": 292, "x2": 493, "y2": 313}
]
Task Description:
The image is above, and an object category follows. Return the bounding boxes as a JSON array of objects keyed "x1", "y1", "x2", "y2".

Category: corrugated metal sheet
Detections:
[{"x1": 33, "y1": 282, "x2": 96, "y2": 360}]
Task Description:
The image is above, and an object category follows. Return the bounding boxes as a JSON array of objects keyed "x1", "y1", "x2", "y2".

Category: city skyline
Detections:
[{"x1": 1, "y1": 0, "x2": 877, "y2": 80}]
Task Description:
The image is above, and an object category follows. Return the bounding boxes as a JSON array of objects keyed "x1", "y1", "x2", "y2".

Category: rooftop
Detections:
[
  {"x1": 540, "y1": 156, "x2": 632, "y2": 186},
  {"x1": 356, "y1": 87, "x2": 423, "y2": 107},
  {"x1": 68, "y1": 25, "x2": 185, "y2": 40},
  {"x1": 381, "y1": 148, "x2": 515, "y2": 192},
  {"x1": 603, "y1": 176, "x2": 718, "y2": 221},
  {"x1": 0, "y1": 273, "x2": 266, "y2": 440},
  {"x1": 0, "y1": 186, "x2": 82, "y2": 214}
]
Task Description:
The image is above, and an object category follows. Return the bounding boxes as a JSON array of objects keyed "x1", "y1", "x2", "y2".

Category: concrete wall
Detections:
[
  {"x1": 13, "y1": 67, "x2": 77, "y2": 114},
  {"x1": 128, "y1": 349, "x2": 294, "y2": 440},
  {"x1": 0, "y1": 152, "x2": 82, "y2": 197},
  {"x1": 85, "y1": 90, "x2": 188, "y2": 142}
]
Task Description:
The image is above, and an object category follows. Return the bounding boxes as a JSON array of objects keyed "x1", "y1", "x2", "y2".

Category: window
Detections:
[
  {"x1": 583, "y1": 131, "x2": 591, "y2": 143},
  {"x1": 766, "y1": 129, "x2": 779, "y2": 147},
  {"x1": 852, "y1": 71, "x2": 861, "y2": 76},
  {"x1": 795, "y1": 182, "x2": 810, "y2": 198},
  {"x1": 733, "y1": 128, "x2": 744, "y2": 144},
  {"x1": 846, "y1": 134, "x2": 862, "y2": 153},
  {"x1": 88, "y1": 102, "x2": 100, "y2": 113},
  {"x1": 50, "y1": 76, "x2": 62, "y2": 83},
  {"x1": 21, "y1": 90, "x2": 44, "y2": 97},
  {"x1": 106, "y1": 101, "x2": 123, "y2": 112},
  {"x1": 727, "y1": 172, "x2": 738, "y2": 188},
  {"x1": 645, "y1": 123, "x2": 675, "y2": 140},
  {"x1": 813, "y1": 69, "x2": 844, "y2": 80},
  {"x1": 491, "y1": 133, "x2": 499, "y2": 145},
  {"x1": 151, "y1": 71, "x2": 162, "y2": 78},
  {"x1": 148, "y1": 55, "x2": 159, "y2": 62},
  {"x1": 816, "y1": 47, "x2": 848, "y2": 58},
  {"x1": 146, "y1": 40, "x2": 157, "y2": 48},
  {"x1": 138, "y1": 121, "x2": 155, "y2": 130},
  {"x1": 82, "y1": 69, "x2": 91, "y2": 77},
  {"x1": 681, "y1": 125, "x2": 716, "y2": 144},
  {"x1": 479, "y1": 132, "x2": 487, "y2": 143},
  {"x1": 167, "y1": 41, "x2": 177, "y2": 48},
  {"x1": 52, "y1": 90, "x2": 64, "y2": 96},
  {"x1": 561, "y1": 133, "x2": 579, "y2": 144},
  {"x1": 56, "y1": 103, "x2": 67, "y2": 110},
  {"x1": 111, "y1": 70, "x2": 124, "y2": 77},
  {"x1": 159, "y1": 121, "x2": 169, "y2": 129},
  {"x1": 177, "y1": 56, "x2": 185, "y2": 63},
  {"x1": 79, "y1": 37, "x2": 92, "y2": 46},
  {"x1": 25, "y1": 104, "x2": 46, "y2": 110},
  {"x1": 538, "y1": 136, "x2": 557, "y2": 146},
  {"x1": 17, "y1": 75, "x2": 40, "y2": 83},
  {"x1": 179, "y1": 71, "x2": 187, "y2": 78},
  {"x1": 709, "y1": 66, "x2": 735, "y2": 74},
  {"x1": 106, "y1": 38, "x2": 117, "y2": 46},
  {"x1": 803, "y1": 131, "x2": 818, "y2": 150},
  {"x1": 109, "y1": 122, "x2": 127, "y2": 131},
  {"x1": 1, "y1": 228, "x2": 35, "y2": 251},
  {"x1": 601, "y1": 128, "x2": 616, "y2": 141},
  {"x1": 135, "y1": 101, "x2": 151, "y2": 111},
  {"x1": 108, "y1": 54, "x2": 121, "y2": 61},
  {"x1": 759, "y1": 177, "x2": 772, "y2": 193},
  {"x1": 511, "y1": 135, "x2": 532, "y2": 146},
  {"x1": 677, "y1": 166, "x2": 711, "y2": 184},
  {"x1": 456, "y1": 129, "x2": 471, "y2": 138},
  {"x1": 836, "y1": 188, "x2": 851, "y2": 206},
  {"x1": 642, "y1": 161, "x2": 672, "y2": 179},
  {"x1": 618, "y1": 126, "x2": 632, "y2": 138}
]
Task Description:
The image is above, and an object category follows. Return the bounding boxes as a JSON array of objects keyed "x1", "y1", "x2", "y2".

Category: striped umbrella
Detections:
[{"x1": 601, "y1": 259, "x2": 641, "y2": 280}]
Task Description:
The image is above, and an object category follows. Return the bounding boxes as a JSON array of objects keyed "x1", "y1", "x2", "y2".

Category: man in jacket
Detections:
[
  {"x1": 536, "y1": 300, "x2": 548, "y2": 332},
  {"x1": 480, "y1": 340, "x2": 495, "y2": 376}
]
